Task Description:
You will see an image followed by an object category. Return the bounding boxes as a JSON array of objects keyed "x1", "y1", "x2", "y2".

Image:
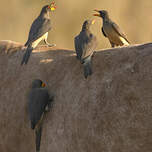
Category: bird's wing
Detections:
[
  {"x1": 112, "y1": 22, "x2": 130, "y2": 43},
  {"x1": 25, "y1": 17, "x2": 51, "y2": 46},
  {"x1": 74, "y1": 35, "x2": 83, "y2": 60},
  {"x1": 81, "y1": 33, "x2": 97, "y2": 59},
  {"x1": 28, "y1": 89, "x2": 50, "y2": 129},
  {"x1": 102, "y1": 27, "x2": 107, "y2": 37},
  {"x1": 75, "y1": 32, "x2": 97, "y2": 60}
]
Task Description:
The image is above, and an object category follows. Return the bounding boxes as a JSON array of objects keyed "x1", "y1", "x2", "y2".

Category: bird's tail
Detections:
[
  {"x1": 83, "y1": 56, "x2": 92, "y2": 79},
  {"x1": 21, "y1": 45, "x2": 33, "y2": 65},
  {"x1": 119, "y1": 37, "x2": 130, "y2": 45},
  {"x1": 35, "y1": 125, "x2": 43, "y2": 152}
]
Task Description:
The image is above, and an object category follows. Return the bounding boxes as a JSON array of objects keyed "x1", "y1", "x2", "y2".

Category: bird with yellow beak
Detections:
[
  {"x1": 21, "y1": 2, "x2": 57, "y2": 65},
  {"x1": 74, "y1": 20, "x2": 97, "y2": 79}
]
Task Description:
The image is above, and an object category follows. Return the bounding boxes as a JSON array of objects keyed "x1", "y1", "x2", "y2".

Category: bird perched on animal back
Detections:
[
  {"x1": 94, "y1": 10, "x2": 130, "y2": 48},
  {"x1": 21, "y1": 2, "x2": 56, "y2": 65},
  {"x1": 27, "y1": 79, "x2": 54, "y2": 152},
  {"x1": 74, "y1": 20, "x2": 97, "y2": 79}
]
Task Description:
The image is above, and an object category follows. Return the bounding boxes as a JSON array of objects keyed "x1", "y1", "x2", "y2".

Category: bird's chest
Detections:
[
  {"x1": 103, "y1": 23, "x2": 111, "y2": 35},
  {"x1": 103, "y1": 22, "x2": 118, "y2": 40}
]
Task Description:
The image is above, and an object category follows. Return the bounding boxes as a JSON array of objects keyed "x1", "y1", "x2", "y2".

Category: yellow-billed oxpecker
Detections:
[
  {"x1": 74, "y1": 20, "x2": 97, "y2": 79},
  {"x1": 28, "y1": 79, "x2": 54, "y2": 152},
  {"x1": 94, "y1": 10, "x2": 130, "y2": 47},
  {"x1": 21, "y1": 2, "x2": 56, "y2": 65}
]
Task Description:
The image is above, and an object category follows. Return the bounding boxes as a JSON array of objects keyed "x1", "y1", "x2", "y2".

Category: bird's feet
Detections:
[
  {"x1": 46, "y1": 44, "x2": 56, "y2": 47},
  {"x1": 45, "y1": 104, "x2": 51, "y2": 112},
  {"x1": 80, "y1": 59, "x2": 85, "y2": 64},
  {"x1": 44, "y1": 39, "x2": 56, "y2": 47},
  {"x1": 45, "y1": 97, "x2": 54, "y2": 112},
  {"x1": 92, "y1": 51, "x2": 96, "y2": 58}
]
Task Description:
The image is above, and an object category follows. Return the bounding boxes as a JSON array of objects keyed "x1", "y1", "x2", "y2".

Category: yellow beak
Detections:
[
  {"x1": 50, "y1": 7, "x2": 56, "y2": 11},
  {"x1": 49, "y1": 2, "x2": 56, "y2": 11},
  {"x1": 91, "y1": 20, "x2": 95, "y2": 24},
  {"x1": 41, "y1": 82, "x2": 46, "y2": 87}
]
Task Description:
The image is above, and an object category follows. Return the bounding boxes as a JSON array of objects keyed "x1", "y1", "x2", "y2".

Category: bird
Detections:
[
  {"x1": 74, "y1": 20, "x2": 97, "y2": 79},
  {"x1": 93, "y1": 10, "x2": 130, "y2": 48},
  {"x1": 27, "y1": 79, "x2": 54, "y2": 152},
  {"x1": 21, "y1": 2, "x2": 56, "y2": 65}
]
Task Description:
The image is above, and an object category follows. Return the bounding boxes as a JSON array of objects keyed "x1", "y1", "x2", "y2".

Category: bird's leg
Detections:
[
  {"x1": 45, "y1": 95, "x2": 54, "y2": 112},
  {"x1": 80, "y1": 59, "x2": 85, "y2": 64},
  {"x1": 44, "y1": 39, "x2": 56, "y2": 47},
  {"x1": 92, "y1": 51, "x2": 96, "y2": 58},
  {"x1": 45, "y1": 102, "x2": 53, "y2": 112}
]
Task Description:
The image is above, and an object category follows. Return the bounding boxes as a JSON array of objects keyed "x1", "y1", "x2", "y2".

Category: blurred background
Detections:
[{"x1": 0, "y1": 0, "x2": 152, "y2": 50}]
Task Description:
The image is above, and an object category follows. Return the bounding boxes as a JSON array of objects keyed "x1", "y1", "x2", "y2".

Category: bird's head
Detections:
[
  {"x1": 41, "y1": 2, "x2": 57, "y2": 13},
  {"x1": 82, "y1": 20, "x2": 95, "y2": 31},
  {"x1": 32, "y1": 79, "x2": 46, "y2": 88},
  {"x1": 48, "y1": 1, "x2": 57, "y2": 11},
  {"x1": 93, "y1": 10, "x2": 109, "y2": 19}
]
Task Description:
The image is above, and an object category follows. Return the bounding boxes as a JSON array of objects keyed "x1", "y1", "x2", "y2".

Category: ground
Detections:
[{"x1": 0, "y1": 40, "x2": 152, "y2": 152}]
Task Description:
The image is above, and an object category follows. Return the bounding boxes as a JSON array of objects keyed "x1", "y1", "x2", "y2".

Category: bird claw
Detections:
[
  {"x1": 92, "y1": 51, "x2": 96, "y2": 58},
  {"x1": 42, "y1": 44, "x2": 56, "y2": 48},
  {"x1": 45, "y1": 98, "x2": 54, "y2": 112},
  {"x1": 45, "y1": 106, "x2": 50, "y2": 112},
  {"x1": 47, "y1": 44, "x2": 56, "y2": 47},
  {"x1": 80, "y1": 60, "x2": 84, "y2": 64},
  {"x1": 45, "y1": 104, "x2": 52, "y2": 112}
]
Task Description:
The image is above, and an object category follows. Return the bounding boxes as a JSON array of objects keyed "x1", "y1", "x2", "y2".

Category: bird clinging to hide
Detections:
[
  {"x1": 27, "y1": 79, "x2": 54, "y2": 152},
  {"x1": 21, "y1": 2, "x2": 56, "y2": 65},
  {"x1": 74, "y1": 20, "x2": 97, "y2": 79}
]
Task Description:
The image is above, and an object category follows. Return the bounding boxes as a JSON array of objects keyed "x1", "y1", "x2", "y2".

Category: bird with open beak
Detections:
[
  {"x1": 21, "y1": 2, "x2": 57, "y2": 65},
  {"x1": 94, "y1": 10, "x2": 130, "y2": 48}
]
